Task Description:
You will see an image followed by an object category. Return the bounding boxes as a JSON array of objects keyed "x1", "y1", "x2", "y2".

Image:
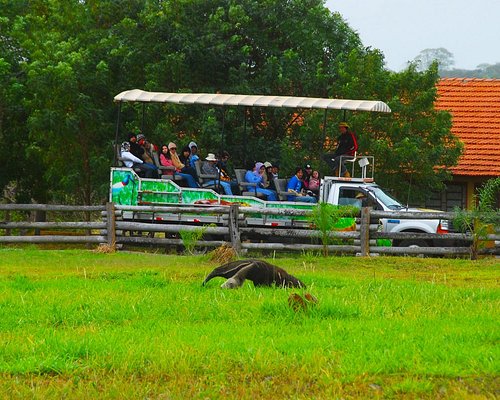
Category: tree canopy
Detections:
[
  {"x1": 413, "y1": 48, "x2": 455, "y2": 72},
  {"x1": 413, "y1": 47, "x2": 500, "y2": 78},
  {"x1": 1, "y1": 0, "x2": 462, "y2": 205}
]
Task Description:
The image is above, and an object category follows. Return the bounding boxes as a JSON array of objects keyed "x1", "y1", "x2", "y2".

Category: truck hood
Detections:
[{"x1": 402, "y1": 207, "x2": 442, "y2": 213}]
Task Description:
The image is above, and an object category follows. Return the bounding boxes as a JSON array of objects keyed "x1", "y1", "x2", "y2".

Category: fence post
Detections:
[
  {"x1": 34, "y1": 209, "x2": 46, "y2": 236},
  {"x1": 228, "y1": 204, "x2": 241, "y2": 255},
  {"x1": 5, "y1": 209, "x2": 11, "y2": 236},
  {"x1": 106, "y1": 202, "x2": 116, "y2": 249},
  {"x1": 360, "y1": 207, "x2": 371, "y2": 257}
]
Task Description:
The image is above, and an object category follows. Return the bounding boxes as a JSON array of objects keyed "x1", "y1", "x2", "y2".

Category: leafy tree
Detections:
[
  {"x1": 366, "y1": 62, "x2": 463, "y2": 202},
  {"x1": 413, "y1": 47, "x2": 455, "y2": 72},
  {"x1": 0, "y1": 1, "x2": 47, "y2": 203},
  {"x1": 7, "y1": 0, "x2": 146, "y2": 204},
  {"x1": 1, "y1": 0, "x2": 462, "y2": 206},
  {"x1": 440, "y1": 62, "x2": 500, "y2": 78}
]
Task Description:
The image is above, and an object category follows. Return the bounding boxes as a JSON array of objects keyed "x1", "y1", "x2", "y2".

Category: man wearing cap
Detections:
[
  {"x1": 136, "y1": 133, "x2": 155, "y2": 165},
  {"x1": 322, "y1": 122, "x2": 358, "y2": 177},
  {"x1": 202, "y1": 153, "x2": 233, "y2": 195},
  {"x1": 128, "y1": 132, "x2": 143, "y2": 160}
]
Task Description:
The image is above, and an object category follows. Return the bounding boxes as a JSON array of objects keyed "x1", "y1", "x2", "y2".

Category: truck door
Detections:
[{"x1": 338, "y1": 187, "x2": 377, "y2": 209}]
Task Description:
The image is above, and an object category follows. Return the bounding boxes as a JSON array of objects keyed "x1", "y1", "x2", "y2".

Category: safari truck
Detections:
[
  {"x1": 319, "y1": 163, "x2": 450, "y2": 247},
  {"x1": 110, "y1": 90, "x2": 451, "y2": 247}
]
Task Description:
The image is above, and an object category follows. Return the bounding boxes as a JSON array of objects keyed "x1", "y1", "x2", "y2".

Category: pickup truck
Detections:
[
  {"x1": 320, "y1": 175, "x2": 449, "y2": 247},
  {"x1": 110, "y1": 166, "x2": 450, "y2": 247}
]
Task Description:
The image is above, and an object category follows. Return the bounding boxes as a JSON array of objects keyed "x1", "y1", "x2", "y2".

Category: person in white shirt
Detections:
[{"x1": 120, "y1": 142, "x2": 156, "y2": 178}]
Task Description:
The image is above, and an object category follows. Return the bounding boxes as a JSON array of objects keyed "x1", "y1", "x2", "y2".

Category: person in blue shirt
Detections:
[
  {"x1": 244, "y1": 162, "x2": 277, "y2": 201},
  {"x1": 286, "y1": 167, "x2": 317, "y2": 203},
  {"x1": 188, "y1": 141, "x2": 200, "y2": 169}
]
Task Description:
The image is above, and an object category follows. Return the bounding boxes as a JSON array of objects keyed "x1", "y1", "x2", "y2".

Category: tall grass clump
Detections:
[
  {"x1": 179, "y1": 224, "x2": 215, "y2": 255},
  {"x1": 454, "y1": 177, "x2": 500, "y2": 259},
  {"x1": 308, "y1": 203, "x2": 358, "y2": 256}
]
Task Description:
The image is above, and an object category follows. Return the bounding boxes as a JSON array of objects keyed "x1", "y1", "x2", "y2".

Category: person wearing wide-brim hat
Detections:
[
  {"x1": 201, "y1": 153, "x2": 233, "y2": 195},
  {"x1": 322, "y1": 121, "x2": 358, "y2": 178}
]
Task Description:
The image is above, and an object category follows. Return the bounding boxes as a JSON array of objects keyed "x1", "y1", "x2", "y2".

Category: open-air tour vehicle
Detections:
[{"x1": 109, "y1": 89, "x2": 451, "y2": 247}]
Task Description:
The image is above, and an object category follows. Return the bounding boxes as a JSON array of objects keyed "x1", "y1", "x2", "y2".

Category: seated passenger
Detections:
[
  {"x1": 188, "y1": 141, "x2": 200, "y2": 169},
  {"x1": 120, "y1": 142, "x2": 156, "y2": 178},
  {"x1": 201, "y1": 153, "x2": 233, "y2": 195},
  {"x1": 263, "y1": 161, "x2": 277, "y2": 190},
  {"x1": 218, "y1": 150, "x2": 240, "y2": 195},
  {"x1": 271, "y1": 163, "x2": 280, "y2": 179},
  {"x1": 303, "y1": 164, "x2": 313, "y2": 189},
  {"x1": 136, "y1": 134, "x2": 154, "y2": 164},
  {"x1": 179, "y1": 145, "x2": 191, "y2": 166},
  {"x1": 128, "y1": 132, "x2": 143, "y2": 159},
  {"x1": 168, "y1": 142, "x2": 198, "y2": 182},
  {"x1": 137, "y1": 133, "x2": 160, "y2": 176},
  {"x1": 286, "y1": 168, "x2": 317, "y2": 203},
  {"x1": 308, "y1": 170, "x2": 320, "y2": 198},
  {"x1": 244, "y1": 162, "x2": 277, "y2": 201},
  {"x1": 159, "y1": 144, "x2": 198, "y2": 188}
]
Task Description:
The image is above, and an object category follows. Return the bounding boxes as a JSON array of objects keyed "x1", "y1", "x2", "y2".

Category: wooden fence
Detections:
[{"x1": 1, "y1": 203, "x2": 499, "y2": 257}]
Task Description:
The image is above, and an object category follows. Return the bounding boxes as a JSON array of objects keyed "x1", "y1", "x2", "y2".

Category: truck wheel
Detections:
[{"x1": 398, "y1": 239, "x2": 429, "y2": 248}]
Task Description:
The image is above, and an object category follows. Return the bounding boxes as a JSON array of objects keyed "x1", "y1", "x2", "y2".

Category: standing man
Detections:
[{"x1": 322, "y1": 122, "x2": 358, "y2": 177}]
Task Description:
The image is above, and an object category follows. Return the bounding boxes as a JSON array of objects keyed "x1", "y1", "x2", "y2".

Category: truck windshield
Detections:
[{"x1": 368, "y1": 187, "x2": 404, "y2": 210}]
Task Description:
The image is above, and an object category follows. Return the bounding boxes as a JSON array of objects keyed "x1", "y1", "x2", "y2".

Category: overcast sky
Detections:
[{"x1": 325, "y1": 0, "x2": 499, "y2": 71}]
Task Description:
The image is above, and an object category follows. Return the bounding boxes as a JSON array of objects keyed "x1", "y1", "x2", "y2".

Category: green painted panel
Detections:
[
  {"x1": 141, "y1": 180, "x2": 180, "y2": 193},
  {"x1": 109, "y1": 169, "x2": 359, "y2": 232},
  {"x1": 110, "y1": 169, "x2": 139, "y2": 205},
  {"x1": 182, "y1": 189, "x2": 218, "y2": 204},
  {"x1": 140, "y1": 193, "x2": 181, "y2": 204}
]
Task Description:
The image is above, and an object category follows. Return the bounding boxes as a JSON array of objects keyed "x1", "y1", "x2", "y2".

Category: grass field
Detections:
[{"x1": 0, "y1": 248, "x2": 498, "y2": 399}]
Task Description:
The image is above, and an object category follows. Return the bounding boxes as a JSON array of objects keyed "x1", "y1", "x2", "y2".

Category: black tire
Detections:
[{"x1": 397, "y1": 239, "x2": 429, "y2": 248}]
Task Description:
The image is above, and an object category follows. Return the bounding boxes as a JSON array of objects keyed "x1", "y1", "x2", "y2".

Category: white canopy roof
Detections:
[{"x1": 114, "y1": 89, "x2": 391, "y2": 113}]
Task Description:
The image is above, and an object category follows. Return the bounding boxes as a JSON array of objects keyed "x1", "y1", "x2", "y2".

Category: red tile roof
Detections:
[{"x1": 435, "y1": 78, "x2": 500, "y2": 177}]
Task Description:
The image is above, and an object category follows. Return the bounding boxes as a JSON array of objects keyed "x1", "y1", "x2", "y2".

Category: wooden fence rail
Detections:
[{"x1": 1, "y1": 203, "x2": 498, "y2": 257}]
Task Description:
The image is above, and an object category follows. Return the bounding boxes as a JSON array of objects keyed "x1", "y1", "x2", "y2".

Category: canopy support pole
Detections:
[
  {"x1": 321, "y1": 109, "x2": 328, "y2": 165},
  {"x1": 221, "y1": 106, "x2": 226, "y2": 152},
  {"x1": 141, "y1": 103, "x2": 146, "y2": 133},
  {"x1": 243, "y1": 107, "x2": 248, "y2": 166},
  {"x1": 217, "y1": 107, "x2": 226, "y2": 193},
  {"x1": 113, "y1": 102, "x2": 122, "y2": 166}
]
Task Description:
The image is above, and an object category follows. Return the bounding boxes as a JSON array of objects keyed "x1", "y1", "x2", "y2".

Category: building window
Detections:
[{"x1": 426, "y1": 183, "x2": 466, "y2": 211}]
